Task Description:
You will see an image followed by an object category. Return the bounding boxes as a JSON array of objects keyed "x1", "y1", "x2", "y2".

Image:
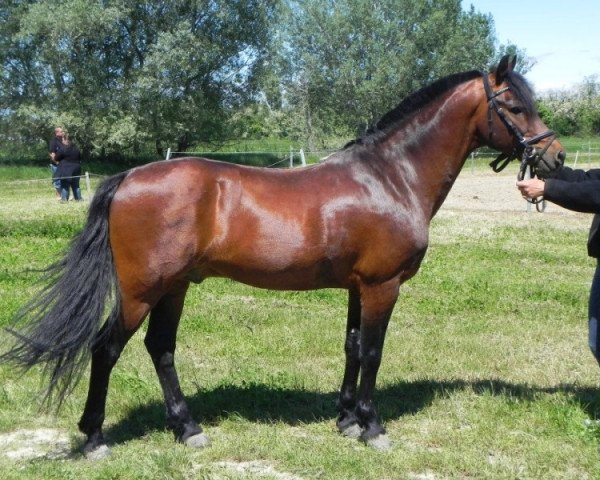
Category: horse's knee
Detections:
[
  {"x1": 360, "y1": 346, "x2": 382, "y2": 371},
  {"x1": 345, "y1": 328, "x2": 360, "y2": 356}
]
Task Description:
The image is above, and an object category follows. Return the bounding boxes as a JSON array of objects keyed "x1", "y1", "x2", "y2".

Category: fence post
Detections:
[
  {"x1": 300, "y1": 149, "x2": 306, "y2": 166},
  {"x1": 85, "y1": 171, "x2": 91, "y2": 199}
]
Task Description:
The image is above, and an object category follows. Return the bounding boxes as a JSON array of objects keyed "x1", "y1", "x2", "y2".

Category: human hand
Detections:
[{"x1": 516, "y1": 179, "x2": 545, "y2": 200}]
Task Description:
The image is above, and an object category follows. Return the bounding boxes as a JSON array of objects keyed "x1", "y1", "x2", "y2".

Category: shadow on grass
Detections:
[{"x1": 103, "y1": 378, "x2": 600, "y2": 444}]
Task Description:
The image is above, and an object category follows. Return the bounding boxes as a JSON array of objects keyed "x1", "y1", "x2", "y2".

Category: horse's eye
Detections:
[{"x1": 509, "y1": 106, "x2": 523, "y2": 115}]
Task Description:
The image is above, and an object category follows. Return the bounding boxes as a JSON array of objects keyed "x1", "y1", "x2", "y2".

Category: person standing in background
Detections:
[
  {"x1": 55, "y1": 134, "x2": 83, "y2": 202},
  {"x1": 49, "y1": 127, "x2": 65, "y2": 199}
]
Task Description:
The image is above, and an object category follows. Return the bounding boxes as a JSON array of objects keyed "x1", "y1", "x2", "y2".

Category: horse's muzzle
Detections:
[{"x1": 532, "y1": 144, "x2": 566, "y2": 179}]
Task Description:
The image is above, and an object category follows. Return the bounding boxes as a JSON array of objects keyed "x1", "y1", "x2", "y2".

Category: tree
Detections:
[
  {"x1": 0, "y1": 0, "x2": 278, "y2": 158},
  {"x1": 538, "y1": 76, "x2": 600, "y2": 136},
  {"x1": 2, "y1": 0, "x2": 541, "y2": 161},
  {"x1": 276, "y1": 0, "x2": 496, "y2": 147}
]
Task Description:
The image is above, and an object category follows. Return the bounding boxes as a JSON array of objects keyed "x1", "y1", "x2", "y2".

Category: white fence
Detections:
[
  {"x1": 0, "y1": 171, "x2": 103, "y2": 199},
  {"x1": 166, "y1": 142, "x2": 600, "y2": 172},
  {"x1": 166, "y1": 147, "x2": 308, "y2": 168}
]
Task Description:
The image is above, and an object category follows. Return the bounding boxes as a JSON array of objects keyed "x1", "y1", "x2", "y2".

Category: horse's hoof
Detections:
[
  {"x1": 184, "y1": 432, "x2": 210, "y2": 448},
  {"x1": 340, "y1": 423, "x2": 362, "y2": 439},
  {"x1": 365, "y1": 434, "x2": 392, "y2": 451},
  {"x1": 84, "y1": 444, "x2": 111, "y2": 460}
]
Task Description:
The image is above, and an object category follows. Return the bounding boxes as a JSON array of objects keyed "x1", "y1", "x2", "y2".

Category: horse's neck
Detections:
[{"x1": 379, "y1": 83, "x2": 480, "y2": 219}]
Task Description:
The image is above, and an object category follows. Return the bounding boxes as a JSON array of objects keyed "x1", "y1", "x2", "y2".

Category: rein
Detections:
[{"x1": 482, "y1": 72, "x2": 555, "y2": 212}]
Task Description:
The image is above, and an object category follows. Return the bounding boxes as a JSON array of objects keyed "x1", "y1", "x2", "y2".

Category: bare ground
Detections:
[{"x1": 439, "y1": 171, "x2": 590, "y2": 230}]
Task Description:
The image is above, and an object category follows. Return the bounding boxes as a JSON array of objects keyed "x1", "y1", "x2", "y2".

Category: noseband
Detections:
[{"x1": 481, "y1": 72, "x2": 556, "y2": 181}]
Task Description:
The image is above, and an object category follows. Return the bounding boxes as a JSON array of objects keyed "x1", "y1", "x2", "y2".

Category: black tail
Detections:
[{"x1": 1, "y1": 171, "x2": 128, "y2": 408}]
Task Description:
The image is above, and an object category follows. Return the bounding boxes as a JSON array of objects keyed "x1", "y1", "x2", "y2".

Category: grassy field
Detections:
[{"x1": 1, "y1": 164, "x2": 600, "y2": 478}]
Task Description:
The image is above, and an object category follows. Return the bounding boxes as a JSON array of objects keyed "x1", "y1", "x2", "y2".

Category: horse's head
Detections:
[{"x1": 477, "y1": 55, "x2": 565, "y2": 179}]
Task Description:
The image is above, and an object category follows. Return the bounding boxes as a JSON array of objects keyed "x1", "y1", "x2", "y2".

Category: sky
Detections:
[{"x1": 462, "y1": 0, "x2": 600, "y2": 92}]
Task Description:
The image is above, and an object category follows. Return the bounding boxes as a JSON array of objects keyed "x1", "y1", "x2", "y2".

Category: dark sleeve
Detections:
[
  {"x1": 552, "y1": 166, "x2": 600, "y2": 182},
  {"x1": 49, "y1": 138, "x2": 58, "y2": 153},
  {"x1": 545, "y1": 175, "x2": 600, "y2": 213}
]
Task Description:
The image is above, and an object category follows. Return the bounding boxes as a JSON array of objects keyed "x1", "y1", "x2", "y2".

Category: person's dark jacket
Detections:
[
  {"x1": 54, "y1": 144, "x2": 82, "y2": 179},
  {"x1": 49, "y1": 136, "x2": 63, "y2": 156},
  {"x1": 544, "y1": 167, "x2": 600, "y2": 257}
]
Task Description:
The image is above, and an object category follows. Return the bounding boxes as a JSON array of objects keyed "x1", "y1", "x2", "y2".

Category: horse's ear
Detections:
[{"x1": 495, "y1": 54, "x2": 518, "y2": 85}]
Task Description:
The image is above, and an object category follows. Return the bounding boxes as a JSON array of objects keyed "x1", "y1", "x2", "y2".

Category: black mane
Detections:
[{"x1": 345, "y1": 67, "x2": 536, "y2": 148}]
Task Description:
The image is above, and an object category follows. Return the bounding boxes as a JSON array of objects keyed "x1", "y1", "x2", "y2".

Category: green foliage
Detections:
[
  {"x1": 277, "y1": 0, "x2": 496, "y2": 145},
  {"x1": 0, "y1": 0, "x2": 278, "y2": 159},
  {"x1": 1, "y1": 0, "x2": 515, "y2": 161},
  {"x1": 538, "y1": 76, "x2": 600, "y2": 136},
  {"x1": 4, "y1": 1, "x2": 594, "y2": 163}
]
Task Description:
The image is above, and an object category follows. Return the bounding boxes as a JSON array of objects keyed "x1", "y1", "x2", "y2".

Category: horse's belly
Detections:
[{"x1": 192, "y1": 252, "x2": 346, "y2": 290}]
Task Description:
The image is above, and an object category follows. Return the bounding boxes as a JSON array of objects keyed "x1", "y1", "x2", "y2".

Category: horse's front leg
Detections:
[
  {"x1": 336, "y1": 289, "x2": 362, "y2": 438},
  {"x1": 355, "y1": 278, "x2": 399, "y2": 450}
]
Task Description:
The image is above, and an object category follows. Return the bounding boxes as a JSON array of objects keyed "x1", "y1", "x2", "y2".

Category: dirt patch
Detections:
[
  {"x1": 426, "y1": 171, "x2": 593, "y2": 246},
  {"x1": 444, "y1": 171, "x2": 571, "y2": 214},
  {"x1": 438, "y1": 171, "x2": 590, "y2": 228},
  {"x1": 189, "y1": 460, "x2": 305, "y2": 480},
  {"x1": 0, "y1": 428, "x2": 72, "y2": 461}
]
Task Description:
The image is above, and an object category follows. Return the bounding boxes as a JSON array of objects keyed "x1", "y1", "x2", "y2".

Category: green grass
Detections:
[{"x1": 0, "y1": 166, "x2": 600, "y2": 478}]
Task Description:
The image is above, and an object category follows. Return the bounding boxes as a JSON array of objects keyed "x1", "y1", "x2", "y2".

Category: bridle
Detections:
[{"x1": 481, "y1": 72, "x2": 556, "y2": 211}]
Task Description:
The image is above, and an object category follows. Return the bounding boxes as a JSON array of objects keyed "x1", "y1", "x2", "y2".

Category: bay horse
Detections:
[{"x1": 2, "y1": 55, "x2": 565, "y2": 457}]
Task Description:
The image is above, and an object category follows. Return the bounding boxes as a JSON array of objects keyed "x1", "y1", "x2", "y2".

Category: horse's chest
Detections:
[{"x1": 350, "y1": 211, "x2": 429, "y2": 280}]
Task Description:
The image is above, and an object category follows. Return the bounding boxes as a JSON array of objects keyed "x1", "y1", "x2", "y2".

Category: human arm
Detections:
[
  {"x1": 517, "y1": 175, "x2": 600, "y2": 214},
  {"x1": 49, "y1": 138, "x2": 59, "y2": 163},
  {"x1": 550, "y1": 166, "x2": 600, "y2": 182},
  {"x1": 544, "y1": 177, "x2": 600, "y2": 213}
]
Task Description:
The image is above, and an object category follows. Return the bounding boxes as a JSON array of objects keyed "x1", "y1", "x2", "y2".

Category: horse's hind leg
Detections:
[
  {"x1": 144, "y1": 282, "x2": 208, "y2": 448},
  {"x1": 78, "y1": 312, "x2": 137, "y2": 459}
]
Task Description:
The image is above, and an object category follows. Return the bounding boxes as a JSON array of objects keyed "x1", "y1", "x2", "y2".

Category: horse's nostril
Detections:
[{"x1": 557, "y1": 150, "x2": 566, "y2": 162}]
